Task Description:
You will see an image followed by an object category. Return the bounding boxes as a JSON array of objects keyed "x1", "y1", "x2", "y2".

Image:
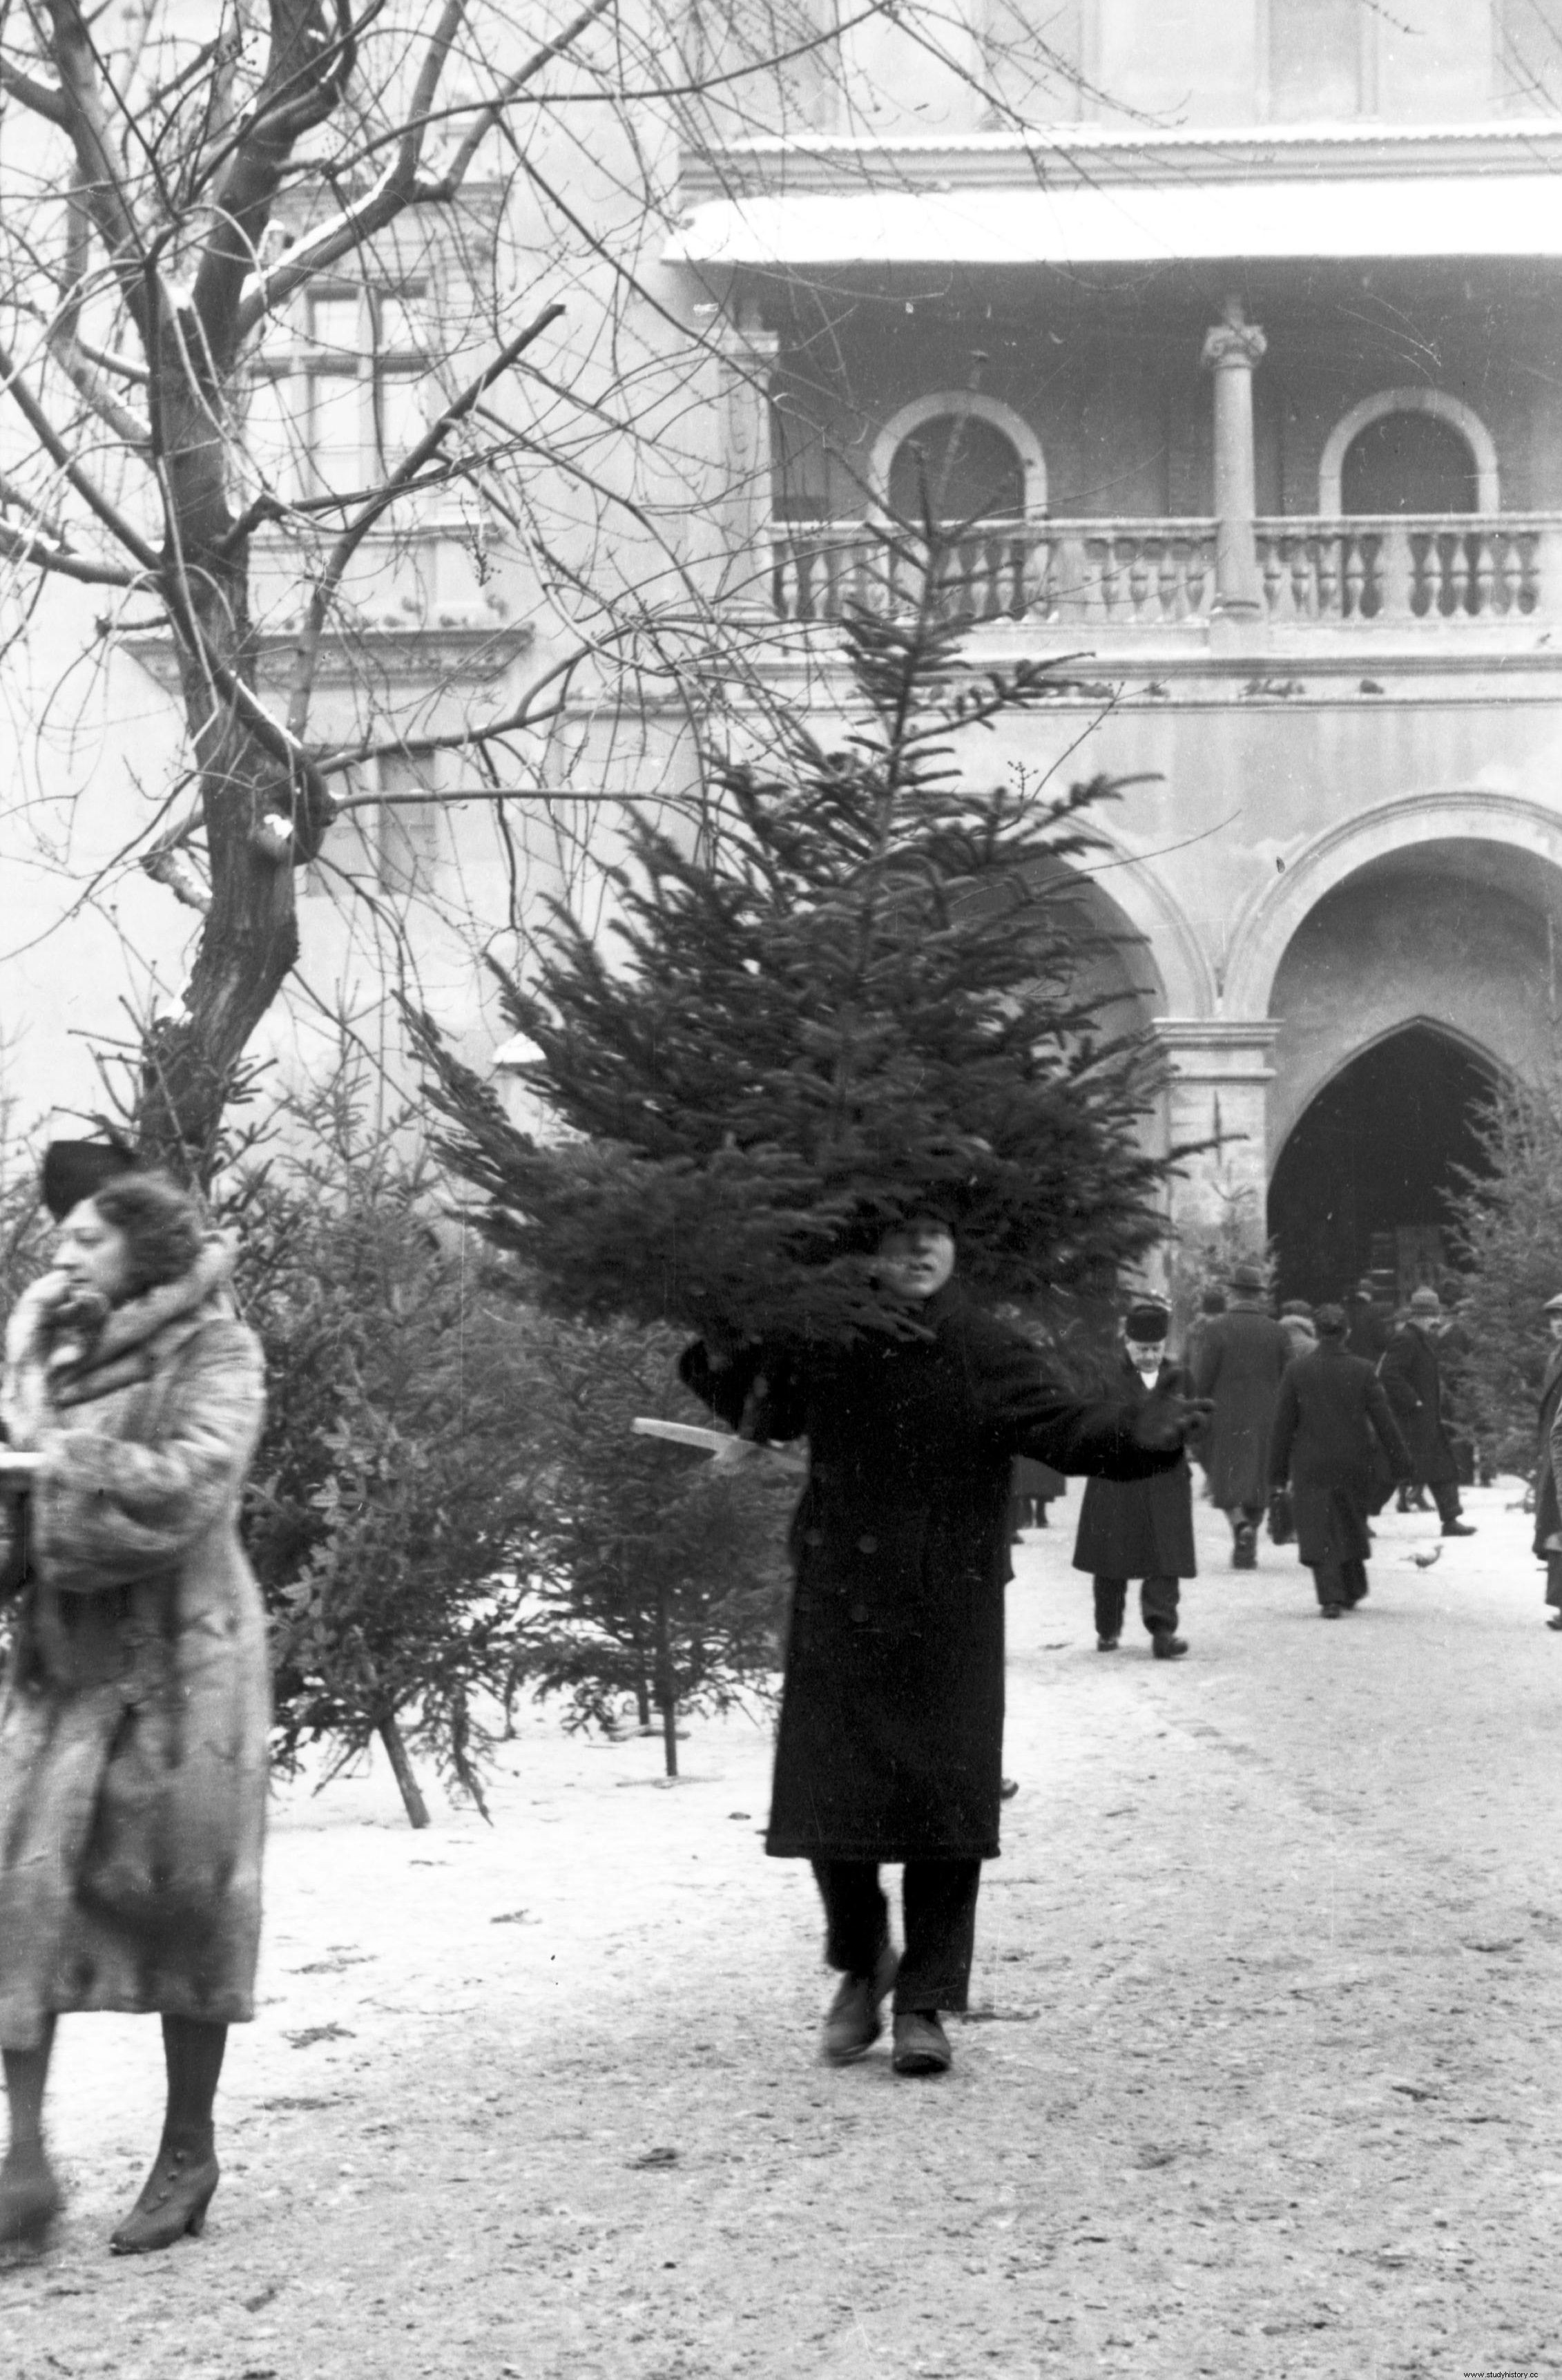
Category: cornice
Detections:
[
  {"x1": 680, "y1": 119, "x2": 1562, "y2": 200},
  {"x1": 123, "y1": 619, "x2": 533, "y2": 695}
]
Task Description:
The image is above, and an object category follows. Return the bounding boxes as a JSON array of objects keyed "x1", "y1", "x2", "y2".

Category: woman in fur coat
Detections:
[{"x1": 0, "y1": 1146, "x2": 267, "y2": 2256}]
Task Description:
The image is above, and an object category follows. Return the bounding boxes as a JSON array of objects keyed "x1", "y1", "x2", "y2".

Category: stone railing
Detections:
[
  {"x1": 772, "y1": 519, "x2": 1217, "y2": 626},
  {"x1": 1255, "y1": 515, "x2": 1562, "y2": 622},
  {"x1": 772, "y1": 514, "x2": 1562, "y2": 631}
]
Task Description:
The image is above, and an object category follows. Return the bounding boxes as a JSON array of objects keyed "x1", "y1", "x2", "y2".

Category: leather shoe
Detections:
[
  {"x1": 1151, "y1": 1633, "x2": 1188, "y2": 1660},
  {"x1": 1441, "y1": 1521, "x2": 1476, "y2": 1537},
  {"x1": 1320, "y1": 1604, "x2": 1342, "y2": 1618},
  {"x1": 821, "y1": 1943, "x2": 898, "y2": 2066},
  {"x1": 891, "y1": 2011, "x2": 952, "y2": 2076},
  {"x1": 110, "y1": 2138, "x2": 219, "y2": 2255},
  {"x1": 1096, "y1": 1633, "x2": 1120, "y2": 1651},
  {"x1": 1548, "y1": 1613, "x2": 1562, "y2": 1632}
]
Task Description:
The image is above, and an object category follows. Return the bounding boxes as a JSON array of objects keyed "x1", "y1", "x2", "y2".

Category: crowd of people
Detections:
[{"x1": 1068, "y1": 1263, "x2": 1493, "y2": 1644}]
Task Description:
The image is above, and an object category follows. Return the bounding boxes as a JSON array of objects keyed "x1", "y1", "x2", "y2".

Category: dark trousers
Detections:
[
  {"x1": 1313, "y1": 1558, "x2": 1368, "y2": 1611},
  {"x1": 811, "y1": 1857, "x2": 981, "y2": 2015},
  {"x1": 1431, "y1": 1481, "x2": 1463, "y2": 1528},
  {"x1": 1093, "y1": 1573, "x2": 1179, "y2": 1639}
]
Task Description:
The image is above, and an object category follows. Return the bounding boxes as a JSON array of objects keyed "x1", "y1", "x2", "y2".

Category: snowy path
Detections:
[{"x1": 8, "y1": 1478, "x2": 1562, "y2": 2379}]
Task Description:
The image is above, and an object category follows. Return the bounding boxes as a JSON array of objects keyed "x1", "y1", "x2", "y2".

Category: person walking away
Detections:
[
  {"x1": 1380, "y1": 1287, "x2": 1476, "y2": 1537},
  {"x1": 1267, "y1": 1304, "x2": 1410, "y2": 1618},
  {"x1": 1193, "y1": 1262, "x2": 1291, "y2": 1568},
  {"x1": 679, "y1": 1211, "x2": 1202, "y2": 2080},
  {"x1": 1343, "y1": 1278, "x2": 1391, "y2": 1365},
  {"x1": 1536, "y1": 1293, "x2": 1562, "y2": 1628},
  {"x1": 1184, "y1": 1287, "x2": 1226, "y2": 1501},
  {"x1": 1278, "y1": 1301, "x2": 1318, "y2": 1362},
  {"x1": 1072, "y1": 1302, "x2": 1197, "y2": 1659},
  {"x1": 0, "y1": 1144, "x2": 268, "y2": 2255}
]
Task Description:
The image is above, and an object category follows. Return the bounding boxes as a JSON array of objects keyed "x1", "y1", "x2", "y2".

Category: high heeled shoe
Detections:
[
  {"x1": 0, "y1": 2149, "x2": 62, "y2": 2251},
  {"x1": 109, "y1": 2138, "x2": 218, "y2": 2255}
]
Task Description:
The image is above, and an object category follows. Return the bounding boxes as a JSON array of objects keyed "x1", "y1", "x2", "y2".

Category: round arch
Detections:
[
  {"x1": 869, "y1": 393, "x2": 1048, "y2": 518},
  {"x1": 1318, "y1": 387, "x2": 1499, "y2": 515},
  {"x1": 1057, "y1": 822, "x2": 1214, "y2": 1019},
  {"x1": 1222, "y1": 792, "x2": 1562, "y2": 1022}
]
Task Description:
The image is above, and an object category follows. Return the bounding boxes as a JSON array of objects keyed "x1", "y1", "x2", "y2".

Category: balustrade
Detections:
[
  {"x1": 770, "y1": 512, "x2": 1562, "y2": 633},
  {"x1": 771, "y1": 519, "x2": 1217, "y2": 626},
  {"x1": 1256, "y1": 516, "x2": 1560, "y2": 624}
]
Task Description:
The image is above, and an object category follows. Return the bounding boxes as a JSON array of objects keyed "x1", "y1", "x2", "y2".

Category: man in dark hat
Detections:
[
  {"x1": 1072, "y1": 1301, "x2": 1196, "y2": 1659},
  {"x1": 1193, "y1": 1261, "x2": 1291, "y2": 1568},
  {"x1": 1269, "y1": 1303, "x2": 1409, "y2": 1617},
  {"x1": 1380, "y1": 1286, "x2": 1475, "y2": 1537}
]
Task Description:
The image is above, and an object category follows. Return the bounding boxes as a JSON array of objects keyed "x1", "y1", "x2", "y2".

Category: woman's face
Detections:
[
  {"x1": 877, "y1": 1222, "x2": 956, "y2": 1302},
  {"x1": 55, "y1": 1199, "x2": 133, "y2": 1305}
]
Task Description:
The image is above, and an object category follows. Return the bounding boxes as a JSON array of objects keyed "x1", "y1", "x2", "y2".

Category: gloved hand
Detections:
[{"x1": 1130, "y1": 1387, "x2": 1212, "y2": 1451}]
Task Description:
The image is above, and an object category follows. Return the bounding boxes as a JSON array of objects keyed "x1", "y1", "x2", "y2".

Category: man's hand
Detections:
[{"x1": 1130, "y1": 1388, "x2": 1211, "y2": 1451}]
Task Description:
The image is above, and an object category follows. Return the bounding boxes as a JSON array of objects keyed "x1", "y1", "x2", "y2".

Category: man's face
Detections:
[
  {"x1": 878, "y1": 1223, "x2": 956, "y2": 1302},
  {"x1": 1547, "y1": 1314, "x2": 1562, "y2": 1344},
  {"x1": 1126, "y1": 1338, "x2": 1165, "y2": 1370}
]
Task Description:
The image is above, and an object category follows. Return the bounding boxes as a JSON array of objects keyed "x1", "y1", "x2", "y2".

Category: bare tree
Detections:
[{"x1": 0, "y1": 0, "x2": 885, "y2": 1162}]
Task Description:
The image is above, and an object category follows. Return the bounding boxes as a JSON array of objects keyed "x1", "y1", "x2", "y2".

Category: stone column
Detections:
[
  {"x1": 1200, "y1": 299, "x2": 1268, "y2": 620},
  {"x1": 1155, "y1": 1020, "x2": 1280, "y2": 1245},
  {"x1": 715, "y1": 298, "x2": 780, "y2": 611}
]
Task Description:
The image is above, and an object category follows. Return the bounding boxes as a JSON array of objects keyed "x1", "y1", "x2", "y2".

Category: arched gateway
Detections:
[{"x1": 1242, "y1": 802, "x2": 1562, "y2": 1302}]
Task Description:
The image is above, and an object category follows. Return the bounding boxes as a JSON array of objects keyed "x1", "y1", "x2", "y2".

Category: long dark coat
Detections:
[
  {"x1": 680, "y1": 1287, "x2": 1180, "y2": 1864},
  {"x1": 1072, "y1": 1356, "x2": 1197, "y2": 1580},
  {"x1": 1379, "y1": 1323, "x2": 1458, "y2": 1486},
  {"x1": 1193, "y1": 1301, "x2": 1291, "y2": 1510},
  {"x1": 0, "y1": 1245, "x2": 268, "y2": 2053},
  {"x1": 1534, "y1": 1341, "x2": 1562, "y2": 1560},
  {"x1": 1267, "y1": 1341, "x2": 1409, "y2": 1568}
]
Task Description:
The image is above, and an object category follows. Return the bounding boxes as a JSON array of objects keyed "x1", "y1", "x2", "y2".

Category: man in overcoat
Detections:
[
  {"x1": 679, "y1": 1216, "x2": 1201, "y2": 2079},
  {"x1": 1343, "y1": 1277, "x2": 1391, "y2": 1364},
  {"x1": 1379, "y1": 1286, "x2": 1476, "y2": 1537},
  {"x1": 1534, "y1": 1292, "x2": 1562, "y2": 1626},
  {"x1": 1193, "y1": 1261, "x2": 1291, "y2": 1568},
  {"x1": 1072, "y1": 1301, "x2": 1195, "y2": 1659},
  {"x1": 1267, "y1": 1303, "x2": 1410, "y2": 1615}
]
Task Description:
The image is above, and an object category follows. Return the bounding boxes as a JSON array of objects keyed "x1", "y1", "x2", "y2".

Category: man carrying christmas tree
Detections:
[{"x1": 679, "y1": 1208, "x2": 1202, "y2": 2079}]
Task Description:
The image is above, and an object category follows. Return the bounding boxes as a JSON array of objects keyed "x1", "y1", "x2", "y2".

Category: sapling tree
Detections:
[{"x1": 412, "y1": 548, "x2": 1175, "y2": 1349}]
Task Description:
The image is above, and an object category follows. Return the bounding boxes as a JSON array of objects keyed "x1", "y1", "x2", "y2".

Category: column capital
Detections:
[{"x1": 1202, "y1": 316, "x2": 1267, "y2": 374}]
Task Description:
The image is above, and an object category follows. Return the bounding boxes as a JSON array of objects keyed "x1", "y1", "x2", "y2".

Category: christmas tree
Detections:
[{"x1": 413, "y1": 559, "x2": 1173, "y2": 1345}]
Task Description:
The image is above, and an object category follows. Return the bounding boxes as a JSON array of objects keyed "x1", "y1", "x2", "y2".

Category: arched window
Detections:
[
  {"x1": 887, "y1": 412, "x2": 1024, "y2": 526},
  {"x1": 870, "y1": 394, "x2": 1046, "y2": 521},
  {"x1": 1319, "y1": 389, "x2": 1498, "y2": 515}
]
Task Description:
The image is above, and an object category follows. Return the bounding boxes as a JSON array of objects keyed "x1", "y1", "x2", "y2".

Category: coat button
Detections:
[
  {"x1": 804, "y1": 1528, "x2": 825, "y2": 1547},
  {"x1": 849, "y1": 1602, "x2": 869, "y2": 1624},
  {"x1": 856, "y1": 1533, "x2": 878, "y2": 1553}
]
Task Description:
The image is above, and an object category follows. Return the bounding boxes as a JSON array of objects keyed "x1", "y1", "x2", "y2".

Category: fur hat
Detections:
[
  {"x1": 40, "y1": 1138, "x2": 139, "y2": 1225},
  {"x1": 1124, "y1": 1301, "x2": 1170, "y2": 1343},
  {"x1": 1409, "y1": 1286, "x2": 1442, "y2": 1316}
]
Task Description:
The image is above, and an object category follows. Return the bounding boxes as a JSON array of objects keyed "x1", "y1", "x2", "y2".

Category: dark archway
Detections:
[
  {"x1": 1268, "y1": 1023, "x2": 1497, "y2": 1305},
  {"x1": 888, "y1": 413, "x2": 1025, "y2": 524},
  {"x1": 1341, "y1": 411, "x2": 1478, "y2": 515}
]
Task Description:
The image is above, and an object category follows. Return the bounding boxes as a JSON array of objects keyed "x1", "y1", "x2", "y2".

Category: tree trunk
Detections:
[
  {"x1": 134, "y1": 344, "x2": 330, "y2": 1176},
  {"x1": 653, "y1": 1580, "x2": 678, "y2": 1779},
  {"x1": 377, "y1": 1714, "x2": 432, "y2": 1828}
]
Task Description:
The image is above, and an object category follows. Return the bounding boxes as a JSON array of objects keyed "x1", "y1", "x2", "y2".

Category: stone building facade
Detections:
[{"x1": 673, "y1": 0, "x2": 1562, "y2": 1299}]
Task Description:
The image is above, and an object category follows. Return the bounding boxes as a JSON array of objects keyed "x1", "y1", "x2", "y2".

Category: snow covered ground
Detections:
[{"x1": 8, "y1": 1475, "x2": 1562, "y2": 2377}]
